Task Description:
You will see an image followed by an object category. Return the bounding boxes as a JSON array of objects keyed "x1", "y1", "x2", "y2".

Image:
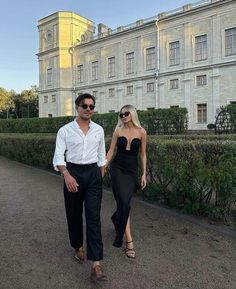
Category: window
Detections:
[
  {"x1": 46, "y1": 30, "x2": 53, "y2": 47},
  {"x1": 169, "y1": 41, "x2": 180, "y2": 65},
  {"x1": 109, "y1": 88, "x2": 115, "y2": 97},
  {"x1": 170, "y1": 105, "x2": 179, "y2": 108},
  {"x1": 48, "y1": 114, "x2": 52, "y2": 118},
  {"x1": 126, "y1": 85, "x2": 133, "y2": 95},
  {"x1": 47, "y1": 68, "x2": 52, "y2": 86},
  {"x1": 225, "y1": 27, "x2": 236, "y2": 56},
  {"x1": 92, "y1": 61, "x2": 98, "y2": 80},
  {"x1": 170, "y1": 79, "x2": 179, "y2": 89},
  {"x1": 147, "y1": 82, "x2": 154, "y2": 92},
  {"x1": 197, "y1": 103, "x2": 207, "y2": 123},
  {"x1": 146, "y1": 47, "x2": 156, "y2": 70},
  {"x1": 109, "y1": 110, "x2": 115, "y2": 113},
  {"x1": 195, "y1": 34, "x2": 207, "y2": 61},
  {"x1": 43, "y1": 95, "x2": 48, "y2": 103},
  {"x1": 126, "y1": 52, "x2": 134, "y2": 74},
  {"x1": 108, "y1": 57, "x2": 115, "y2": 78},
  {"x1": 196, "y1": 75, "x2": 207, "y2": 86},
  {"x1": 93, "y1": 91, "x2": 98, "y2": 99},
  {"x1": 51, "y1": 95, "x2": 56, "y2": 102},
  {"x1": 77, "y1": 65, "x2": 83, "y2": 83}
]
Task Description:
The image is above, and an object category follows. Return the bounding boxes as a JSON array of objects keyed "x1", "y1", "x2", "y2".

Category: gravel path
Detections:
[{"x1": 0, "y1": 156, "x2": 236, "y2": 289}]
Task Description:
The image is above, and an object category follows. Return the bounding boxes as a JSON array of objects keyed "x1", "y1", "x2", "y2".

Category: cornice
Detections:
[
  {"x1": 78, "y1": 21, "x2": 156, "y2": 47},
  {"x1": 36, "y1": 47, "x2": 71, "y2": 57},
  {"x1": 159, "y1": 60, "x2": 236, "y2": 77},
  {"x1": 158, "y1": 0, "x2": 234, "y2": 23},
  {"x1": 74, "y1": 74, "x2": 156, "y2": 90},
  {"x1": 38, "y1": 88, "x2": 72, "y2": 94}
]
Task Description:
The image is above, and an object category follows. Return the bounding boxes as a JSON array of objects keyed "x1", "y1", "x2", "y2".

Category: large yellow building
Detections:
[{"x1": 37, "y1": 0, "x2": 236, "y2": 130}]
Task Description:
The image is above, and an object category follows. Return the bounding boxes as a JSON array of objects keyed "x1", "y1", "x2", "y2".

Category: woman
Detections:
[{"x1": 106, "y1": 105, "x2": 147, "y2": 258}]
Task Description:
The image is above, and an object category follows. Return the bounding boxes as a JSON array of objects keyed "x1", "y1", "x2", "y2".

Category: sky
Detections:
[{"x1": 0, "y1": 0, "x2": 198, "y2": 93}]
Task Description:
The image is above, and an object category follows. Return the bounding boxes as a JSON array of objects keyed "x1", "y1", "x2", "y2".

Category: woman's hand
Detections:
[{"x1": 140, "y1": 174, "x2": 147, "y2": 190}]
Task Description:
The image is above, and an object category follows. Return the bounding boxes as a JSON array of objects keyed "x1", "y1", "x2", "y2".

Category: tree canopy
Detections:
[{"x1": 0, "y1": 86, "x2": 38, "y2": 118}]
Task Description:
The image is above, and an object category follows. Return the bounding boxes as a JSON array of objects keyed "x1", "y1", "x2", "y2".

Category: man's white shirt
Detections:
[{"x1": 53, "y1": 119, "x2": 106, "y2": 170}]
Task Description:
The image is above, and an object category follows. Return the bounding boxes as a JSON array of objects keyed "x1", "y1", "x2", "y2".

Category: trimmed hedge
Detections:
[
  {"x1": 0, "y1": 117, "x2": 72, "y2": 134},
  {"x1": 0, "y1": 134, "x2": 56, "y2": 170},
  {"x1": 0, "y1": 108, "x2": 188, "y2": 135},
  {"x1": 0, "y1": 133, "x2": 235, "y2": 223},
  {"x1": 145, "y1": 138, "x2": 236, "y2": 223}
]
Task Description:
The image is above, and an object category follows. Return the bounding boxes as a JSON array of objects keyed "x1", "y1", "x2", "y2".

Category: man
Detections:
[{"x1": 53, "y1": 93, "x2": 107, "y2": 282}]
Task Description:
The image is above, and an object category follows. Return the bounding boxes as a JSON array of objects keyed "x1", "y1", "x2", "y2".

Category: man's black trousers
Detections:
[{"x1": 63, "y1": 162, "x2": 103, "y2": 261}]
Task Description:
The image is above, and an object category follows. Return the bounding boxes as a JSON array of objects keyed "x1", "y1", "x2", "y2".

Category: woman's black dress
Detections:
[{"x1": 110, "y1": 136, "x2": 141, "y2": 247}]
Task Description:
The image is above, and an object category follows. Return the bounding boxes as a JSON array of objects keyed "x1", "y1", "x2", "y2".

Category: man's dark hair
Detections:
[{"x1": 75, "y1": 93, "x2": 95, "y2": 106}]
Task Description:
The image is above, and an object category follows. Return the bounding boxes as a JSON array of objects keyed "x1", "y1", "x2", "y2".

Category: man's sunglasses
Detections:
[
  {"x1": 119, "y1": 111, "x2": 130, "y2": 118},
  {"x1": 79, "y1": 104, "x2": 95, "y2": 110}
]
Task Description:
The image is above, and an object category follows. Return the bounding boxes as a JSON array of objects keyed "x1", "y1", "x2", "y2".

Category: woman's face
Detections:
[{"x1": 119, "y1": 109, "x2": 131, "y2": 124}]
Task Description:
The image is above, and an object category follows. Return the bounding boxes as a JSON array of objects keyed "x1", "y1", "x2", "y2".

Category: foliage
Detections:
[
  {"x1": 207, "y1": 123, "x2": 215, "y2": 130},
  {"x1": 0, "y1": 107, "x2": 188, "y2": 135},
  {"x1": 227, "y1": 104, "x2": 236, "y2": 132},
  {"x1": 14, "y1": 87, "x2": 38, "y2": 118},
  {"x1": 143, "y1": 138, "x2": 236, "y2": 223},
  {"x1": 0, "y1": 133, "x2": 235, "y2": 223},
  {"x1": 0, "y1": 133, "x2": 55, "y2": 170},
  {"x1": 0, "y1": 88, "x2": 15, "y2": 118},
  {"x1": 138, "y1": 107, "x2": 188, "y2": 135},
  {"x1": 0, "y1": 116, "x2": 73, "y2": 133},
  {"x1": 0, "y1": 86, "x2": 38, "y2": 119}
]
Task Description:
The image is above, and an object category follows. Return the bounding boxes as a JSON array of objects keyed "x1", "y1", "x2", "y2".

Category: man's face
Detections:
[{"x1": 77, "y1": 98, "x2": 95, "y2": 120}]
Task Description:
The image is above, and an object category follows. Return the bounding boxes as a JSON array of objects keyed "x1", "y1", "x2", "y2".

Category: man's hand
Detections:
[
  {"x1": 100, "y1": 166, "x2": 105, "y2": 178},
  {"x1": 64, "y1": 172, "x2": 79, "y2": 192}
]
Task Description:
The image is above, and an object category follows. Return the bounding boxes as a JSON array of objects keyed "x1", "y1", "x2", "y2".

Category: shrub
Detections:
[
  {"x1": 0, "y1": 108, "x2": 188, "y2": 135},
  {"x1": 207, "y1": 123, "x2": 215, "y2": 130},
  {"x1": 0, "y1": 133, "x2": 235, "y2": 223}
]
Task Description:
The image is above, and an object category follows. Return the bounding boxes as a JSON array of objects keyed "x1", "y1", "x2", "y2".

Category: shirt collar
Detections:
[{"x1": 73, "y1": 118, "x2": 94, "y2": 129}]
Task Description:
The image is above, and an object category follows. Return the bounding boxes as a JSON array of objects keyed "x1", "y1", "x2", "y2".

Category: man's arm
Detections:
[
  {"x1": 57, "y1": 165, "x2": 79, "y2": 192},
  {"x1": 53, "y1": 128, "x2": 67, "y2": 171},
  {"x1": 97, "y1": 129, "x2": 107, "y2": 172}
]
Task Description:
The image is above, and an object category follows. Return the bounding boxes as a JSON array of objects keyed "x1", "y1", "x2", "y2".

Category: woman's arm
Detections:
[{"x1": 140, "y1": 128, "x2": 147, "y2": 189}]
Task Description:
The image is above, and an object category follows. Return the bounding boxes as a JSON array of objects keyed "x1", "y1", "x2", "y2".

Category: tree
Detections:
[
  {"x1": 0, "y1": 87, "x2": 15, "y2": 118},
  {"x1": 0, "y1": 86, "x2": 38, "y2": 119},
  {"x1": 14, "y1": 86, "x2": 38, "y2": 118}
]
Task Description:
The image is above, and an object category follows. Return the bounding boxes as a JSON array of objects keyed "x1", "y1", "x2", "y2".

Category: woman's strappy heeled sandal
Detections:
[{"x1": 125, "y1": 241, "x2": 136, "y2": 259}]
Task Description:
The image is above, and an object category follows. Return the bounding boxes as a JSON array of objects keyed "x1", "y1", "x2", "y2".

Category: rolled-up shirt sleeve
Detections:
[
  {"x1": 53, "y1": 128, "x2": 67, "y2": 171},
  {"x1": 97, "y1": 129, "x2": 107, "y2": 167}
]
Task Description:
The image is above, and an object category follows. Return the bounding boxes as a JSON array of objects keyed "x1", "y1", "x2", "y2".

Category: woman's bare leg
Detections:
[
  {"x1": 125, "y1": 216, "x2": 132, "y2": 243},
  {"x1": 124, "y1": 216, "x2": 135, "y2": 258}
]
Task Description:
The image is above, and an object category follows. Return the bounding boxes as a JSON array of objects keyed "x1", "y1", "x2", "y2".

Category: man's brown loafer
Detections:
[
  {"x1": 90, "y1": 265, "x2": 107, "y2": 282},
  {"x1": 74, "y1": 248, "x2": 85, "y2": 263}
]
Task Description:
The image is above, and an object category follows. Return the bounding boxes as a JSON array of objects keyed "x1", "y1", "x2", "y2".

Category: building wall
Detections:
[
  {"x1": 37, "y1": 12, "x2": 94, "y2": 117},
  {"x1": 74, "y1": 24, "x2": 157, "y2": 114},
  {"x1": 157, "y1": 0, "x2": 236, "y2": 129},
  {"x1": 37, "y1": 0, "x2": 236, "y2": 130}
]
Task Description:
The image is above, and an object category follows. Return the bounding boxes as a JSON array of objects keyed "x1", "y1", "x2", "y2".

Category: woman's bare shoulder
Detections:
[
  {"x1": 114, "y1": 127, "x2": 122, "y2": 137},
  {"x1": 140, "y1": 127, "x2": 147, "y2": 136}
]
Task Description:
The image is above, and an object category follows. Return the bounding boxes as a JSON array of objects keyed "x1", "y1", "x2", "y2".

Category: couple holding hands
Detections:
[{"x1": 53, "y1": 93, "x2": 147, "y2": 282}]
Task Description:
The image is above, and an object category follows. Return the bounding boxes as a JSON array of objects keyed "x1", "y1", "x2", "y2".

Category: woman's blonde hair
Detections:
[{"x1": 115, "y1": 104, "x2": 142, "y2": 130}]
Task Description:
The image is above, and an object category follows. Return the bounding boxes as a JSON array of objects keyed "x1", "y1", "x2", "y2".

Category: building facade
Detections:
[{"x1": 37, "y1": 0, "x2": 236, "y2": 129}]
